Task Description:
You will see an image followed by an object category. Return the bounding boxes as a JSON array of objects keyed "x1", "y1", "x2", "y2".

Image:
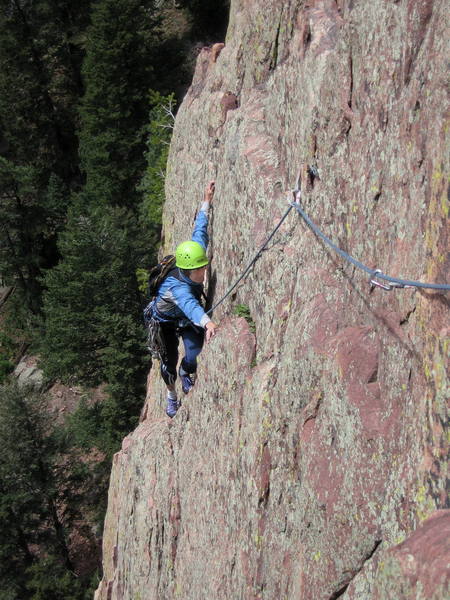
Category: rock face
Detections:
[{"x1": 95, "y1": 1, "x2": 449, "y2": 599}]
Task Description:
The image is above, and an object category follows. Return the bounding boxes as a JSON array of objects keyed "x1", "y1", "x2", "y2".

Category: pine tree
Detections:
[
  {"x1": 38, "y1": 0, "x2": 165, "y2": 446},
  {"x1": 0, "y1": 0, "x2": 91, "y2": 171},
  {"x1": 0, "y1": 159, "x2": 67, "y2": 315},
  {"x1": 40, "y1": 203, "x2": 146, "y2": 385},
  {"x1": 0, "y1": 382, "x2": 78, "y2": 596},
  {"x1": 0, "y1": 0, "x2": 92, "y2": 315},
  {"x1": 78, "y1": 0, "x2": 161, "y2": 209},
  {"x1": 139, "y1": 92, "x2": 176, "y2": 241}
]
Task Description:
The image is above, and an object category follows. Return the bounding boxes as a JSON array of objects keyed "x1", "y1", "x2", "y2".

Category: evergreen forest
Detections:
[{"x1": 0, "y1": 1, "x2": 229, "y2": 597}]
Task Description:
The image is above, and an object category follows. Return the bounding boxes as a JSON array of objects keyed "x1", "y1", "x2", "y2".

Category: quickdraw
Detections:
[{"x1": 146, "y1": 317, "x2": 168, "y2": 363}]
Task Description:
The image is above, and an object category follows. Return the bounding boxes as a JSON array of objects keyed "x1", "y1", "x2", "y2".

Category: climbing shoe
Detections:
[
  {"x1": 179, "y1": 370, "x2": 196, "y2": 394},
  {"x1": 166, "y1": 395, "x2": 181, "y2": 418}
]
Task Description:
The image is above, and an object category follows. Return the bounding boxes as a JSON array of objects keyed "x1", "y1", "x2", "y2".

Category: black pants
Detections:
[{"x1": 159, "y1": 323, "x2": 205, "y2": 386}]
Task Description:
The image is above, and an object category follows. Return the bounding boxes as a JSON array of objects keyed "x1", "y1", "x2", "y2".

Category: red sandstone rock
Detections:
[{"x1": 95, "y1": 1, "x2": 449, "y2": 598}]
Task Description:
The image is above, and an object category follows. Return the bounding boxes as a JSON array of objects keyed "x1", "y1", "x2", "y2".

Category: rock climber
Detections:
[{"x1": 147, "y1": 181, "x2": 218, "y2": 417}]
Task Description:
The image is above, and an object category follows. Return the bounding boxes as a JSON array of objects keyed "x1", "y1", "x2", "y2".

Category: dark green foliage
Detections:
[
  {"x1": 177, "y1": 0, "x2": 230, "y2": 41},
  {"x1": 40, "y1": 204, "x2": 147, "y2": 386},
  {"x1": 65, "y1": 399, "x2": 117, "y2": 525},
  {"x1": 66, "y1": 397, "x2": 103, "y2": 451},
  {"x1": 140, "y1": 92, "x2": 176, "y2": 232},
  {"x1": 52, "y1": 353, "x2": 144, "y2": 461},
  {"x1": 0, "y1": 0, "x2": 86, "y2": 171},
  {"x1": 0, "y1": 159, "x2": 68, "y2": 315},
  {"x1": 0, "y1": 331, "x2": 14, "y2": 383},
  {"x1": 0, "y1": 355, "x2": 13, "y2": 383},
  {"x1": 0, "y1": 381, "x2": 100, "y2": 599},
  {"x1": 136, "y1": 91, "x2": 177, "y2": 292},
  {"x1": 233, "y1": 303, "x2": 256, "y2": 334},
  {"x1": 0, "y1": 0, "x2": 91, "y2": 317},
  {"x1": 25, "y1": 555, "x2": 85, "y2": 600},
  {"x1": 39, "y1": 201, "x2": 148, "y2": 460},
  {"x1": 39, "y1": 2, "x2": 172, "y2": 455},
  {"x1": 78, "y1": 0, "x2": 161, "y2": 209},
  {"x1": 64, "y1": 392, "x2": 140, "y2": 530}
]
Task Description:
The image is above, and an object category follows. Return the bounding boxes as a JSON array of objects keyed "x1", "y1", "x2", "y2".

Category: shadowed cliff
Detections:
[{"x1": 95, "y1": 1, "x2": 449, "y2": 598}]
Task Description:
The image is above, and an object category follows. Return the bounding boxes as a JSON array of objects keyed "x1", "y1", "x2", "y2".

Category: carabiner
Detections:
[{"x1": 369, "y1": 269, "x2": 393, "y2": 291}]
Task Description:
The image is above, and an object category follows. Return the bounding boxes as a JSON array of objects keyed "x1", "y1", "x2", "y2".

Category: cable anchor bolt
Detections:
[
  {"x1": 291, "y1": 181, "x2": 301, "y2": 205},
  {"x1": 291, "y1": 189, "x2": 302, "y2": 204},
  {"x1": 288, "y1": 170, "x2": 302, "y2": 205}
]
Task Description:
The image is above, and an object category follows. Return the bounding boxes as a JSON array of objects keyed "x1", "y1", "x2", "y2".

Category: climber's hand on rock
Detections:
[
  {"x1": 204, "y1": 180, "x2": 215, "y2": 203},
  {"x1": 205, "y1": 321, "x2": 218, "y2": 342}
]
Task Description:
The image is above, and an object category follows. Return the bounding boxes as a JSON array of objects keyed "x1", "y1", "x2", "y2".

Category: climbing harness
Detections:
[{"x1": 206, "y1": 170, "x2": 449, "y2": 317}]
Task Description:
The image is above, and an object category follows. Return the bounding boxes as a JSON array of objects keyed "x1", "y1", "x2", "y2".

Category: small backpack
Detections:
[
  {"x1": 146, "y1": 255, "x2": 176, "y2": 300},
  {"x1": 143, "y1": 255, "x2": 177, "y2": 357},
  {"x1": 143, "y1": 255, "x2": 176, "y2": 329}
]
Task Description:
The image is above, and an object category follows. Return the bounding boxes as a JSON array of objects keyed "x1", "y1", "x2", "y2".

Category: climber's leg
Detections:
[{"x1": 178, "y1": 325, "x2": 205, "y2": 394}]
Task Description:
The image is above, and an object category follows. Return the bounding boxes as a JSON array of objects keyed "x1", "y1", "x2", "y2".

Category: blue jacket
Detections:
[{"x1": 151, "y1": 204, "x2": 211, "y2": 328}]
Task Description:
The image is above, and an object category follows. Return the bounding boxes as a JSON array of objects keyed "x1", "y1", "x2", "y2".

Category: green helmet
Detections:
[{"x1": 175, "y1": 241, "x2": 208, "y2": 269}]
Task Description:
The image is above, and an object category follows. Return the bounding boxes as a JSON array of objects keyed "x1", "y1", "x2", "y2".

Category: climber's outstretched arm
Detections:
[{"x1": 192, "y1": 180, "x2": 215, "y2": 249}]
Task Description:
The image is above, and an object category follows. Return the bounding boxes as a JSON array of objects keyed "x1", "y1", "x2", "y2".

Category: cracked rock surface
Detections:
[{"x1": 95, "y1": 1, "x2": 449, "y2": 598}]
